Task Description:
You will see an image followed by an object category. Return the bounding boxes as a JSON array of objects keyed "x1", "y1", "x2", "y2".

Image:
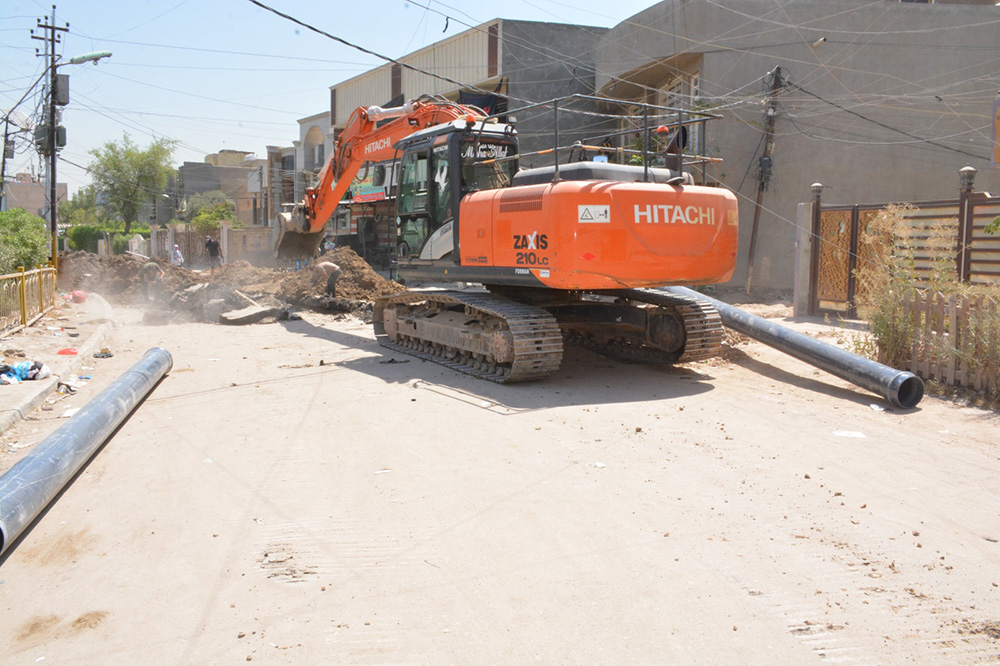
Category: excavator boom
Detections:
[{"x1": 275, "y1": 97, "x2": 487, "y2": 259}]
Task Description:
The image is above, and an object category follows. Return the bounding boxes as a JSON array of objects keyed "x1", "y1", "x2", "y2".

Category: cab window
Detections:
[
  {"x1": 432, "y1": 145, "x2": 452, "y2": 222},
  {"x1": 460, "y1": 140, "x2": 516, "y2": 192},
  {"x1": 397, "y1": 150, "x2": 429, "y2": 215}
]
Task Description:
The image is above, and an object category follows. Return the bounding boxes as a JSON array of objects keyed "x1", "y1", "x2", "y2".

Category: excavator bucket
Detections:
[{"x1": 274, "y1": 210, "x2": 324, "y2": 260}]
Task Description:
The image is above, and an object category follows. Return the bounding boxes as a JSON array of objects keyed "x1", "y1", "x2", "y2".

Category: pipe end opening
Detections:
[{"x1": 894, "y1": 375, "x2": 924, "y2": 409}]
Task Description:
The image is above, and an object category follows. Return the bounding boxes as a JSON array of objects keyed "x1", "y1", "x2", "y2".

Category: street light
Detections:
[
  {"x1": 68, "y1": 51, "x2": 111, "y2": 65},
  {"x1": 44, "y1": 50, "x2": 112, "y2": 272}
]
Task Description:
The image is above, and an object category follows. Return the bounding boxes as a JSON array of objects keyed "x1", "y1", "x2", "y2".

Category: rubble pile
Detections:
[{"x1": 57, "y1": 247, "x2": 405, "y2": 324}]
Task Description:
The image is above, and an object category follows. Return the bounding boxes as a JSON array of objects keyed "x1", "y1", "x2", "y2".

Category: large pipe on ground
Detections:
[
  {"x1": 665, "y1": 287, "x2": 924, "y2": 409},
  {"x1": 0, "y1": 347, "x2": 172, "y2": 556}
]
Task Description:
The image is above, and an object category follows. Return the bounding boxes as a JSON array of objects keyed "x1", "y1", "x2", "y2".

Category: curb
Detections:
[{"x1": 0, "y1": 294, "x2": 116, "y2": 434}]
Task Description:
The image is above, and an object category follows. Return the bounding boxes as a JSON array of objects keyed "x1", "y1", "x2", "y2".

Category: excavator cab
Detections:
[{"x1": 395, "y1": 125, "x2": 517, "y2": 261}]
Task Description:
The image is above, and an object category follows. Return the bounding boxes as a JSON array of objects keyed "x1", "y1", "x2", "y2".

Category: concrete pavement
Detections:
[{"x1": 0, "y1": 293, "x2": 115, "y2": 433}]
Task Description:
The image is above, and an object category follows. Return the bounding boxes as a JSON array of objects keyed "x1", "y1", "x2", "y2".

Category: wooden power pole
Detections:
[{"x1": 745, "y1": 66, "x2": 784, "y2": 295}]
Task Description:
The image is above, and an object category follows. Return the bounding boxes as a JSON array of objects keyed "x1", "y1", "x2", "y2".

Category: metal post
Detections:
[
  {"x1": 957, "y1": 165, "x2": 977, "y2": 282},
  {"x1": 37, "y1": 264, "x2": 45, "y2": 312},
  {"x1": 642, "y1": 105, "x2": 649, "y2": 182},
  {"x1": 675, "y1": 110, "x2": 684, "y2": 176},
  {"x1": 552, "y1": 99, "x2": 561, "y2": 182},
  {"x1": 17, "y1": 266, "x2": 27, "y2": 326},
  {"x1": 809, "y1": 183, "x2": 823, "y2": 316}
]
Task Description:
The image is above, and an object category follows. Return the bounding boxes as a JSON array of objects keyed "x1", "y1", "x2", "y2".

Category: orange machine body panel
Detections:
[{"x1": 457, "y1": 180, "x2": 738, "y2": 290}]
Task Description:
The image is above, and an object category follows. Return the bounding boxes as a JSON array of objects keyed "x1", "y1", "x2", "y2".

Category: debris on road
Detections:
[{"x1": 58, "y1": 247, "x2": 403, "y2": 325}]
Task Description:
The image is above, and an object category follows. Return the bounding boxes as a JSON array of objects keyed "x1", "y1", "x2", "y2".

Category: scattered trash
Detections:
[
  {"x1": 59, "y1": 408, "x2": 80, "y2": 418},
  {"x1": 379, "y1": 358, "x2": 409, "y2": 364},
  {"x1": 57, "y1": 348, "x2": 78, "y2": 355},
  {"x1": 56, "y1": 382, "x2": 77, "y2": 395},
  {"x1": 833, "y1": 431, "x2": 866, "y2": 438},
  {"x1": 71, "y1": 290, "x2": 88, "y2": 303},
  {"x1": 593, "y1": 461, "x2": 606, "y2": 468},
  {"x1": 1, "y1": 361, "x2": 52, "y2": 383},
  {"x1": 79, "y1": 375, "x2": 92, "y2": 380},
  {"x1": 869, "y1": 404, "x2": 885, "y2": 412},
  {"x1": 93, "y1": 351, "x2": 113, "y2": 359},
  {"x1": 374, "y1": 469, "x2": 391, "y2": 475}
]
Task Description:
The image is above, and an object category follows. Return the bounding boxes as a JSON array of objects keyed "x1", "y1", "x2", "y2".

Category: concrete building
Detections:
[
  {"x1": 176, "y1": 154, "x2": 265, "y2": 227},
  {"x1": 1, "y1": 172, "x2": 66, "y2": 218},
  {"x1": 265, "y1": 144, "x2": 296, "y2": 225},
  {"x1": 595, "y1": 0, "x2": 1000, "y2": 290}
]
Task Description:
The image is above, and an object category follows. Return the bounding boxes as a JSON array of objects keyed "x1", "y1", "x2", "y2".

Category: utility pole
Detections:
[
  {"x1": 745, "y1": 66, "x2": 784, "y2": 295},
  {"x1": 0, "y1": 118, "x2": 12, "y2": 210},
  {"x1": 31, "y1": 5, "x2": 68, "y2": 273}
]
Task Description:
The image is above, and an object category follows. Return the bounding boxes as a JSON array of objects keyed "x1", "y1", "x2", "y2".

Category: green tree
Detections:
[
  {"x1": 0, "y1": 208, "x2": 50, "y2": 274},
  {"x1": 59, "y1": 184, "x2": 108, "y2": 228},
  {"x1": 191, "y1": 200, "x2": 239, "y2": 235},
  {"x1": 88, "y1": 134, "x2": 176, "y2": 234},
  {"x1": 185, "y1": 190, "x2": 232, "y2": 222}
]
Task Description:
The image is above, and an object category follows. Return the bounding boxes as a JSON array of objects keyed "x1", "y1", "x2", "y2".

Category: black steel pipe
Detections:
[
  {"x1": 664, "y1": 287, "x2": 924, "y2": 409},
  {"x1": 0, "y1": 347, "x2": 172, "y2": 555}
]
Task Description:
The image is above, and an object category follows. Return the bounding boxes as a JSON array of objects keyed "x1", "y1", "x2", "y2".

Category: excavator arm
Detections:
[{"x1": 275, "y1": 96, "x2": 484, "y2": 258}]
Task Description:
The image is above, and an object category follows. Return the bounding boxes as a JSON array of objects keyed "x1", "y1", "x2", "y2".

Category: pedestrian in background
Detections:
[
  {"x1": 171, "y1": 244, "x2": 184, "y2": 267},
  {"x1": 205, "y1": 236, "x2": 223, "y2": 277}
]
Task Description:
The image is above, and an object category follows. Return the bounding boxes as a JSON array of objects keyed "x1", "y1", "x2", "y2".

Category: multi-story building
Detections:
[{"x1": 595, "y1": 0, "x2": 1000, "y2": 290}]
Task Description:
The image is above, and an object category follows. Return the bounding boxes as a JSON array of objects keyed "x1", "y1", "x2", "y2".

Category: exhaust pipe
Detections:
[
  {"x1": 665, "y1": 287, "x2": 923, "y2": 409},
  {"x1": 0, "y1": 348, "x2": 172, "y2": 556}
]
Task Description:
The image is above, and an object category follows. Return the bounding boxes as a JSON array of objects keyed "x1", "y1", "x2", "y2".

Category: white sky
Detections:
[{"x1": 2, "y1": 0, "x2": 659, "y2": 197}]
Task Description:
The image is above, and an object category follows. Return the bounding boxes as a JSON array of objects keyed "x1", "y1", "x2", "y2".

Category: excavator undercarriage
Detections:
[{"x1": 373, "y1": 288, "x2": 723, "y2": 382}]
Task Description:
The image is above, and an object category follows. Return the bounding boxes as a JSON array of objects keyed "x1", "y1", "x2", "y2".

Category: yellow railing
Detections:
[{"x1": 0, "y1": 266, "x2": 58, "y2": 337}]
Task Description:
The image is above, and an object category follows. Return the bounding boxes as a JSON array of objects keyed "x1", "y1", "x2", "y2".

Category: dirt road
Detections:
[{"x1": 1, "y1": 305, "x2": 998, "y2": 664}]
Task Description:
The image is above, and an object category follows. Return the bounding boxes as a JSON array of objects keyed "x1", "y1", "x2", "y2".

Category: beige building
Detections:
[{"x1": 1, "y1": 173, "x2": 66, "y2": 219}]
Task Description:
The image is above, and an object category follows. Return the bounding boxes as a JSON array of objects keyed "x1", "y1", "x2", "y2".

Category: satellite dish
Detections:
[{"x1": 2, "y1": 110, "x2": 33, "y2": 131}]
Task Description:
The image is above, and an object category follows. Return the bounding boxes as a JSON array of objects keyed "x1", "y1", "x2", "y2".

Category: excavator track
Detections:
[
  {"x1": 638, "y1": 288, "x2": 724, "y2": 363},
  {"x1": 579, "y1": 288, "x2": 724, "y2": 364},
  {"x1": 374, "y1": 291, "x2": 563, "y2": 383}
]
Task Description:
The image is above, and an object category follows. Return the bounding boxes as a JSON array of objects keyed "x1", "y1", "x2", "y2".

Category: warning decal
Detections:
[{"x1": 578, "y1": 205, "x2": 611, "y2": 224}]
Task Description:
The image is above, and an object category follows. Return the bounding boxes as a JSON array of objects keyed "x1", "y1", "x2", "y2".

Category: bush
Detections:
[
  {"x1": 0, "y1": 208, "x2": 50, "y2": 274},
  {"x1": 852, "y1": 204, "x2": 999, "y2": 399},
  {"x1": 112, "y1": 234, "x2": 131, "y2": 255},
  {"x1": 66, "y1": 224, "x2": 153, "y2": 254},
  {"x1": 67, "y1": 224, "x2": 104, "y2": 253}
]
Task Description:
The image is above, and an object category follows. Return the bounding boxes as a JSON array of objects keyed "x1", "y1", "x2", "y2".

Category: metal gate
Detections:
[{"x1": 809, "y1": 186, "x2": 999, "y2": 317}]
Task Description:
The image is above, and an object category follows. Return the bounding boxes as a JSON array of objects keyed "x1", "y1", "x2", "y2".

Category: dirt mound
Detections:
[
  {"x1": 57, "y1": 247, "x2": 405, "y2": 323},
  {"x1": 59, "y1": 252, "x2": 201, "y2": 305}
]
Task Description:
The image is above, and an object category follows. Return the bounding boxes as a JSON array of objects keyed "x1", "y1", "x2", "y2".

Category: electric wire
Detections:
[{"x1": 787, "y1": 81, "x2": 988, "y2": 161}]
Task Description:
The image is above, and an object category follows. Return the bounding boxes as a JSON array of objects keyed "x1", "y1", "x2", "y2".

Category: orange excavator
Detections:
[{"x1": 281, "y1": 93, "x2": 739, "y2": 382}]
